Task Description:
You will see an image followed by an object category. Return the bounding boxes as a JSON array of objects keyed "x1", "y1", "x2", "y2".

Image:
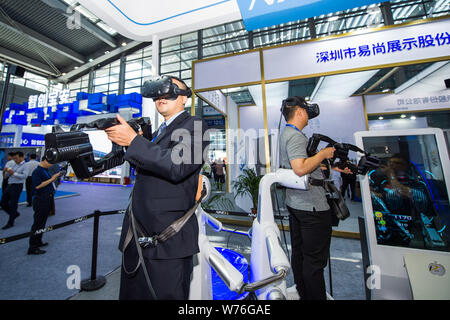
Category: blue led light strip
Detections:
[{"x1": 107, "y1": 0, "x2": 231, "y2": 26}]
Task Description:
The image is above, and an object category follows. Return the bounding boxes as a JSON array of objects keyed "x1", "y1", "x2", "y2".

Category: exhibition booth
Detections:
[
  {"x1": 192, "y1": 16, "x2": 449, "y2": 211},
  {"x1": 0, "y1": 0, "x2": 448, "y2": 302},
  {"x1": 191, "y1": 17, "x2": 450, "y2": 299}
]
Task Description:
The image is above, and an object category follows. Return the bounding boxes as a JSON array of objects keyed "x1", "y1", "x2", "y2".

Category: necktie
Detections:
[
  {"x1": 158, "y1": 122, "x2": 167, "y2": 137},
  {"x1": 152, "y1": 122, "x2": 167, "y2": 142}
]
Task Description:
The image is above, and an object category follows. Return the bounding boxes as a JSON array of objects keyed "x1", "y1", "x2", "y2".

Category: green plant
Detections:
[
  {"x1": 232, "y1": 168, "x2": 263, "y2": 211},
  {"x1": 201, "y1": 193, "x2": 234, "y2": 211}
]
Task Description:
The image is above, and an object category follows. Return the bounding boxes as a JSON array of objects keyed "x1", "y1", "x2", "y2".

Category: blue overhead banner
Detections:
[
  {"x1": 236, "y1": 0, "x2": 382, "y2": 31},
  {"x1": 2, "y1": 91, "x2": 143, "y2": 127}
]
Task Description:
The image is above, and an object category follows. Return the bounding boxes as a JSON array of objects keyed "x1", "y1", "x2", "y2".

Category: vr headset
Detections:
[
  {"x1": 141, "y1": 75, "x2": 192, "y2": 101},
  {"x1": 281, "y1": 96, "x2": 320, "y2": 120}
]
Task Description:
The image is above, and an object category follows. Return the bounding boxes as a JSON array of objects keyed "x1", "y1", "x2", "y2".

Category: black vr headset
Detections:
[
  {"x1": 281, "y1": 96, "x2": 320, "y2": 120},
  {"x1": 141, "y1": 75, "x2": 192, "y2": 102}
]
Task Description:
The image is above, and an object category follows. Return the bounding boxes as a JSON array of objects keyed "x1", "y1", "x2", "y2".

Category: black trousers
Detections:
[
  {"x1": 341, "y1": 178, "x2": 356, "y2": 200},
  {"x1": 29, "y1": 194, "x2": 53, "y2": 249},
  {"x1": 0, "y1": 183, "x2": 23, "y2": 225},
  {"x1": 119, "y1": 241, "x2": 194, "y2": 300},
  {"x1": 287, "y1": 205, "x2": 332, "y2": 300},
  {"x1": 1, "y1": 177, "x2": 9, "y2": 196},
  {"x1": 26, "y1": 176, "x2": 33, "y2": 205}
]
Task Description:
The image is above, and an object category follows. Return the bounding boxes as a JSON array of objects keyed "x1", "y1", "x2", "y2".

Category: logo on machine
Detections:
[{"x1": 428, "y1": 262, "x2": 446, "y2": 276}]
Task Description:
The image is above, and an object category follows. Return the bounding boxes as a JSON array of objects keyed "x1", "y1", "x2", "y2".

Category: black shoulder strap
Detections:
[{"x1": 121, "y1": 187, "x2": 158, "y2": 299}]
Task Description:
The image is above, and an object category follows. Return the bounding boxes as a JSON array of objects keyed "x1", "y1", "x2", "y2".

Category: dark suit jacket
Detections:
[{"x1": 119, "y1": 111, "x2": 209, "y2": 259}]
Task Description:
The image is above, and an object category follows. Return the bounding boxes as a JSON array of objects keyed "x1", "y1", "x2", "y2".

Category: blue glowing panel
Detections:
[{"x1": 211, "y1": 247, "x2": 249, "y2": 300}]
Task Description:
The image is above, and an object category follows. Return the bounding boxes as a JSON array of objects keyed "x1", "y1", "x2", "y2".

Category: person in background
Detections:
[
  {"x1": 214, "y1": 158, "x2": 225, "y2": 185},
  {"x1": 1, "y1": 152, "x2": 29, "y2": 230},
  {"x1": 27, "y1": 156, "x2": 60, "y2": 255},
  {"x1": 2, "y1": 152, "x2": 16, "y2": 198},
  {"x1": 202, "y1": 161, "x2": 212, "y2": 179},
  {"x1": 340, "y1": 160, "x2": 357, "y2": 202},
  {"x1": 47, "y1": 163, "x2": 60, "y2": 216},
  {"x1": 24, "y1": 154, "x2": 40, "y2": 207}
]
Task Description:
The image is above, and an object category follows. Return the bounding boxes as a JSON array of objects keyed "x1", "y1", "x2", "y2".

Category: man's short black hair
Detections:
[
  {"x1": 282, "y1": 96, "x2": 307, "y2": 121},
  {"x1": 8, "y1": 152, "x2": 16, "y2": 156},
  {"x1": 15, "y1": 151, "x2": 24, "y2": 158},
  {"x1": 30, "y1": 154, "x2": 37, "y2": 160}
]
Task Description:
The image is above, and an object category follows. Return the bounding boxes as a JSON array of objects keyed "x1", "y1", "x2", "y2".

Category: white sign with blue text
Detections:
[
  {"x1": 365, "y1": 89, "x2": 450, "y2": 114},
  {"x1": 263, "y1": 18, "x2": 450, "y2": 81}
]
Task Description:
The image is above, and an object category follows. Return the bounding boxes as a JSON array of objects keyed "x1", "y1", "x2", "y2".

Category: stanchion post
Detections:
[{"x1": 80, "y1": 210, "x2": 106, "y2": 291}]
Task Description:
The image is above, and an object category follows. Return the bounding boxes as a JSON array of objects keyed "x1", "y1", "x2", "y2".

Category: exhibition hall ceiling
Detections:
[{"x1": 0, "y1": 0, "x2": 132, "y2": 77}]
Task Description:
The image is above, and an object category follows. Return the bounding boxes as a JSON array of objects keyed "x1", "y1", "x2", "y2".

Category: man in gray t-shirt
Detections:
[
  {"x1": 279, "y1": 96, "x2": 335, "y2": 300},
  {"x1": 280, "y1": 126, "x2": 329, "y2": 212}
]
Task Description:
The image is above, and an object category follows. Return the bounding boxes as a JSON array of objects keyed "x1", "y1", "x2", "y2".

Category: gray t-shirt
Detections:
[{"x1": 279, "y1": 126, "x2": 329, "y2": 212}]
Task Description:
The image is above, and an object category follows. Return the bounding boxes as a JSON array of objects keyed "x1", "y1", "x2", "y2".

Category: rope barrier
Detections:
[{"x1": 0, "y1": 209, "x2": 126, "y2": 246}]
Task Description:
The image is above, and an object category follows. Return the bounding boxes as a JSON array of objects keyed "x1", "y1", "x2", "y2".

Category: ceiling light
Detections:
[
  {"x1": 400, "y1": 114, "x2": 406, "y2": 118},
  {"x1": 410, "y1": 116, "x2": 416, "y2": 120},
  {"x1": 89, "y1": 58, "x2": 94, "y2": 62},
  {"x1": 62, "y1": 72, "x2": 66, "y2": 76},
  {"x1": 310, "y1": 69, "x2": 379, "y2": 102},
  {"x1": 378, "y1": 116, "x2": 384, "y2": 120},
  {"x1": 74, "y1": 66, "x2": 79, "y2": 70},
  {"x1": 122, "y1": 42, "x2": 127, "y2": 47},
  {"x1": 104, "y1": 51, "x2": 110, "y2": 54},
  {"x1": 382, "y1": 88, "x2": 390, "y2": 93}
]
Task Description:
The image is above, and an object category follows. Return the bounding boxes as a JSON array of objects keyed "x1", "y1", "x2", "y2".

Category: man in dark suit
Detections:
[{"x1": 105, "y1": 77, "x2": 208, "y2": 300}]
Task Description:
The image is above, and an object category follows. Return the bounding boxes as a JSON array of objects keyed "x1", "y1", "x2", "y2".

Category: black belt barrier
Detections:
[{"x1": 0, "y1": 208, "x2": 126, "y2": 291}]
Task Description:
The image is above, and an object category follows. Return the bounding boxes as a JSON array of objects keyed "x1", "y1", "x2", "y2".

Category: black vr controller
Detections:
[
  {"x1": 44, "y1": 117, "x2": 151, "y2": 179},
  {"x1": 306, "y1": 133, "x2": 379, "y2": 175}
]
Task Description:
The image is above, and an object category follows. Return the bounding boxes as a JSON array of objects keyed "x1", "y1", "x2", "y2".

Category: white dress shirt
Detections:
[
  {"x1": 24, "y1": 160, "x2": 40, "y2": 177},
  {"x1": 8, "y1": 161, "x2": 29, "y2": 185}
]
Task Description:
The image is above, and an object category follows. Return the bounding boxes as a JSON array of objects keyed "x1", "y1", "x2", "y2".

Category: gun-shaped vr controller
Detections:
[
  {"x1": 44, "y1": 117, "x2": 151, "y2": 179},
  {"x1": 306, "y1": 133, "x2": 379, "y2": 175}
]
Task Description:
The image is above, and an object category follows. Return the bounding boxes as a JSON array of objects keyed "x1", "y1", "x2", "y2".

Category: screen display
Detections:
[
  {"x1": 86, "y1": 130, "x2": 121, "y2": 178},
  {"x1": 362, "y1": 134, "x2": 449, "y2": 252}
]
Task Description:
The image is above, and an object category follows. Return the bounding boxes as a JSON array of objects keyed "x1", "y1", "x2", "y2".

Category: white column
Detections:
[{"x1": 151, "y1": 35, "x2": 164, "y2": 128}]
